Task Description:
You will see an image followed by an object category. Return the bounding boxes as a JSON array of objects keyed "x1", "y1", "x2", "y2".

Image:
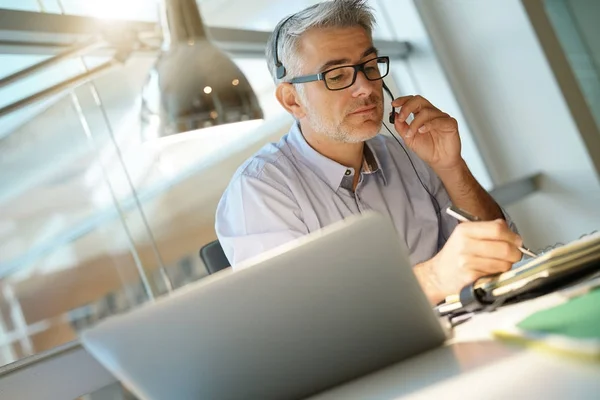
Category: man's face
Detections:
[{"x1": 294, "y1": 26, "x2": 384, "y2": 143}]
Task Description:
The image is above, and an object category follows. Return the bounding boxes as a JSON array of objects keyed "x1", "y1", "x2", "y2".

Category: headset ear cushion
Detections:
[{"x1": 276, "y1": 64, "x2": 286, "y2": 80}]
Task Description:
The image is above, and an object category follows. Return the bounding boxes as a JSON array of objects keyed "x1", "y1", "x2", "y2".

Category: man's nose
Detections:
[{"x1": 351, "y1": 70, "x2": 375, "y2": 98}]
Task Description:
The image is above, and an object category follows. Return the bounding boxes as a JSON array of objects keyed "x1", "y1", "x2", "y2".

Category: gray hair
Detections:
[{"x1": 265, "y1": 0, "x2": 376, "y2": 85}]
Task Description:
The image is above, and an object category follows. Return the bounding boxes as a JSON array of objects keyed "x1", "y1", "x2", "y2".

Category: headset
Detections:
[
  {"x1": 273, "y1": 15, "x2": 295, "y2": 80},
  {"x1": 273, "y1": 17, "x2": 444, "y2": 238},
  {"x1": 382, "y1": 82, "x2": 397, "y2": 124},
  {"x1": 381, "y1": 82, "x2": 443, "y2": 234}
]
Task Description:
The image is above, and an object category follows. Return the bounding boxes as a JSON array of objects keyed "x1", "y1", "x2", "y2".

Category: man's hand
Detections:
[
  {"x1": 414, "y1": 219, "x2": 523, "y2": 304},
  {"x1": 392, "y1": 95, "x2": 462, "y2": 171}
]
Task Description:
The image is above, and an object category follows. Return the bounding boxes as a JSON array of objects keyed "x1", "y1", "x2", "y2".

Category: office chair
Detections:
[{"x1": 199, "y1": 240, "x2": 231, "y2": 274}]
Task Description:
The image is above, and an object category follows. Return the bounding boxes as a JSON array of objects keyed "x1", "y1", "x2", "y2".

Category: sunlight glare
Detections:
[{"x1": 73, "y1": 0, "x2": 157, "y2": 21}]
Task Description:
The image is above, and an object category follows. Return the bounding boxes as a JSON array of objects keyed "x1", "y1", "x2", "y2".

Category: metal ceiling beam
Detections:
[
  {"x1": 0, "y1": 8, "x2": 410, "y2": 59},
  {"x1": 0, "y1": 8, "x2": 156, "y2": 45},
  {"x1": 0, "y1": 8, "x2": 157, "y2": 55}
]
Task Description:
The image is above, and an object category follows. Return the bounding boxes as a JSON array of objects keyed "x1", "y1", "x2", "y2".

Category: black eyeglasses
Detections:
[{"x1": 288, "y1": 56, "x2": 390, "y2": 91}]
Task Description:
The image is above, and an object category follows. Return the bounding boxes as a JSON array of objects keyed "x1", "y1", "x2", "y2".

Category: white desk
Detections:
[{"x1": 310, "y1": 293, "x2": 600, "y2": 400}]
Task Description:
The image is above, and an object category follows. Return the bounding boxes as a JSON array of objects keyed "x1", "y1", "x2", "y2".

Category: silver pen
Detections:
[{"x1": 445, "y1": 205, "x2": 538, "y2": 258}]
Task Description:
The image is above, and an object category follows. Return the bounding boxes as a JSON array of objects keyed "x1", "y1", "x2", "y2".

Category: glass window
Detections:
[
  {"x1": 0, "y1": 0, "x2": 40, "y2": 12},
  {"x1": 0, "y1": 51, "x2": 288, "y2": 368},
  {"x1": 0, "y1": 0, "x2": 160, "y2": 20},
  {"x1": 0, "y1": 0, "x2": 494, "y2": 372},
  {"x1": 1, "y1": 0, "x2": 394, "y2": 38},
  {"x1": 0, "y1": 88, "x2": 155, "y2": 366},
  {"x1": 51, "y1": 0, "x2": 159, "y2": 21},
  {"x1": 544, "y1": 0, "x2": 600, "y2": 131},
  {"x1": 198, "y1": 0, "x2": 394, "y2": 39}
]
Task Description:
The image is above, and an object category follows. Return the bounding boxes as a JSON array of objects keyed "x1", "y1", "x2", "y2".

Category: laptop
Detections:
[{"x1": 81, "y1": 212, "x2": 447, "y2": 400}]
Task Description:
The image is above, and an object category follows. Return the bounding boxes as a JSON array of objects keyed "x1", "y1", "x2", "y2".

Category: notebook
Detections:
[
  {"x1": 437, "y1": 232, "x2": 600, "y2": 317},
  {"x1": 477, "y1": 232, "x2": 600, "y2": 296}
]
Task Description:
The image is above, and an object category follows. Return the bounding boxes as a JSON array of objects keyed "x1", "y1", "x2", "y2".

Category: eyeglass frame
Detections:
[{"x1": 287, "y1": 56, "x2": 390, "y2": 91}]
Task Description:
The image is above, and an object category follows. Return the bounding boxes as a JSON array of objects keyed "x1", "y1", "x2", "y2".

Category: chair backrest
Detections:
[{"x1": 199, "y1": 240, "x2": 231, "y2": 274}]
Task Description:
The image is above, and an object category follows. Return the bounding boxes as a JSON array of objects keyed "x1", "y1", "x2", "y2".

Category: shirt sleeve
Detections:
[
  {"x1": 215, "y1": 173, "x2": 309, "y2": 267},
  {"x1": 407, "y1": 150, "x2": 519, "y2": 251},
  {"x1": 500, "y1": 208, "x2": 519, "y2": 235},
  {"x1": 426, "y1": 170, "x2": 459, "y2": 250},
  {"x1": 428, "y1": 171, "x2": 519, "y2": 249}
]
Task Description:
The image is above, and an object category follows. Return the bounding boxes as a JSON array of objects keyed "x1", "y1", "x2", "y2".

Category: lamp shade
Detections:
[{"x1": 141, "y1": 0, "x2": 263, "y2": 138}]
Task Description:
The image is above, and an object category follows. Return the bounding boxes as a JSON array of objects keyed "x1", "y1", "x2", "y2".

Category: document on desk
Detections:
[
  {"x1": 476, "y1": 231, "x2": 600, "y2": 297},
  {"x1": 494, "y1": 288, "x2": 600, "y2": 361},
  {"x1": 436, "y1": 232, "x2": 600, "y2": 316}
]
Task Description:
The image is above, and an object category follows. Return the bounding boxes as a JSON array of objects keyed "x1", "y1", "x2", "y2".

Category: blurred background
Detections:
[{"x1": 0, "y1": 0, "x2": 598, "y2": 398}]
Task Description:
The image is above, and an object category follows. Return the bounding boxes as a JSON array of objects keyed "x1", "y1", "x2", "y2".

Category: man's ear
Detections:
[{"x1": 275, "y1": 83, "x2": 306, "y2": 119}]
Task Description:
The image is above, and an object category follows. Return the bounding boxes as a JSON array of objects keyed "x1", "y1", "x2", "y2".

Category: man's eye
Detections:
[
  {"x1": 365, "y1": 66, "x2": 377, "y2": 72},
  {"x1": 329, "y1": 75, "x2": 343, "y2": 81}
]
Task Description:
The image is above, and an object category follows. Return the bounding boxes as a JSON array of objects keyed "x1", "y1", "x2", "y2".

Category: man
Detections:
[{"x1": 216, "y1": 0, "x2": 523, "y2": 304}]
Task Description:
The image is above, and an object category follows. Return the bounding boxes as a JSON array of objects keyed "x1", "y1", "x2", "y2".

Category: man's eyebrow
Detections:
[
  {"x1": 361, "y1": 46, "x2": 378, "y2": 59},
  {"x1": 318, "y1": 58, "x2": 351, "y2": 73},
  {"x1": 317, "y1": 46, "x2": 379, "y2": 72}
]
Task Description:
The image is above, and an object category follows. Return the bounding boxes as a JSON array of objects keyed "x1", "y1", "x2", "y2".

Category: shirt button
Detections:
[{"x1": 345, "y1": 169, "x2": 352, "y2": 176}]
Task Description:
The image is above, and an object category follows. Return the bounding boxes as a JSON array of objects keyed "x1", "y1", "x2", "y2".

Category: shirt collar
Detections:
[{"x1": 286, "y1": 121, "x2": 388, "y2": 190}]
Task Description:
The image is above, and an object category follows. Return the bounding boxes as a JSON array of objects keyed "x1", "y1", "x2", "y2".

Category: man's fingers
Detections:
[
  {"x1": 397, "y1": 96, "x2": 423, "y2": 122},
  {"x1": 462, "y1": 238, "x2": 523, "y2": 263},
  {"x1": 390, "y1": 95, "x2": 415, "y2": 108},
  {"x1": 461, "y1": 256, "x2": 513, "y2": 276},
  {"x1": 406, "y1": 108, "x2": 446, "y2": 137},
  {"x1": 421, "y1": 116, "x2": 458, "y2": 134},
  {"x1": 393, "y1": 117, "x2": 411, "y2": 139},
  {"x1": 455, "y1": 219, "x2": 523, "y2": 247},
  {"x1": 394, "y1": 95, "x2": 437, "y2": 122}
]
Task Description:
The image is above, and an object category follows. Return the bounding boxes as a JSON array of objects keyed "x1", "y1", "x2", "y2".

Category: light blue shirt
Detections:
[{"x1": 216, "y1": 122, "x2": 512, "y2": 266}]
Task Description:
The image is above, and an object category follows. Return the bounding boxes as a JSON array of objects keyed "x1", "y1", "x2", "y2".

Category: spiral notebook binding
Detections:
[{"x1": 536, "y1": 230, "x2": 599, "y2": 254}]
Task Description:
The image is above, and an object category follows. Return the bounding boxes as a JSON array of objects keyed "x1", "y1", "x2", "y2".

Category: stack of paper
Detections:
[{"x1": 477, "y1": 232, "x2": 600, "y2": 297}]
